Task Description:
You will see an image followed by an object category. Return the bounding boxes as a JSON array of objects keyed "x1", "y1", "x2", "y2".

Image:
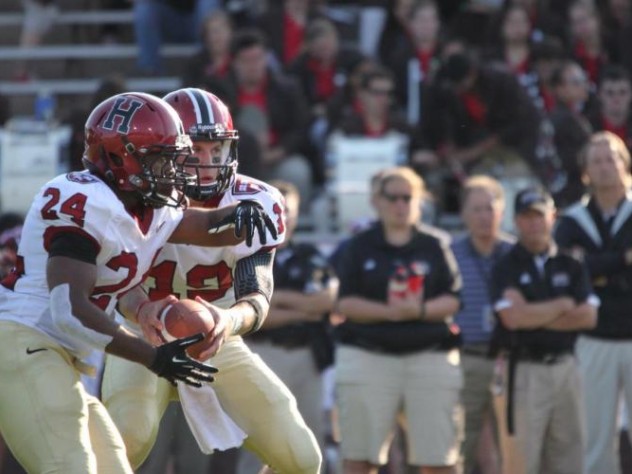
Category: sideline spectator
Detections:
[
  {"x1": 335, "y1": 166, "x2": 463, "y2": 474},
  {"x1": 451, "y1": 176, "x2": 513, "y2": 474},
  {"x1": 490, "y1": 186, "x2": 598, "y2": 474},
  {"x1": 555, "y1": 131, "x2": 632, "y2": 474}
]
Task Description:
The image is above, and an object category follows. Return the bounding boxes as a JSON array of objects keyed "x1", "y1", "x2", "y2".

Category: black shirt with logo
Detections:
[
  {"x1": 490, "y1": 243, "x2": 593, "y2": 353},
  {"x1": 335, "y1": 223, "x2": 462, "y2": 354}
]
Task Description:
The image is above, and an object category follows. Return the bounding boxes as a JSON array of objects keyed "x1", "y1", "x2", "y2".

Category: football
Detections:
[{"x1": 159, "y1": 298, "x2": 215, "y2": 360}]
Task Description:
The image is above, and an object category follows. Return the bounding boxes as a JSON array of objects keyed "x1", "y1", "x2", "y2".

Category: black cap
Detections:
[{"x1": 514, "y1": 187, "x2": 554, "y2": 215}]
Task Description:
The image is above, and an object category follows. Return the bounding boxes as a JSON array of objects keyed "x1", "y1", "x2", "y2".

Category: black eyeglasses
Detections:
[
  {"x1": 367, "y1": 88, "x2": 394, "y2": 96},
  {"x1": 381, "y1": 192, "x2": 412, "y2": 203}
]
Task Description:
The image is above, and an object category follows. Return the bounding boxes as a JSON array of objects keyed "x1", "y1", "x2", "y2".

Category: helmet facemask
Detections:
[
  {"x1": 126, "y1": 137, "x2": 196, "y2": 208},
  {"x1": 184, "y1": 124, "x2": 238, "y2": 201}
]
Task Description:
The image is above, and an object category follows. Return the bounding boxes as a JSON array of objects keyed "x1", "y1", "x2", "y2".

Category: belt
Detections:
[
  {"x1": 514, "y1": 348, "x2": 572, "y2": 365},
  {"x1": 461, "y1": 344, "x2": 489, "y2": 357}
]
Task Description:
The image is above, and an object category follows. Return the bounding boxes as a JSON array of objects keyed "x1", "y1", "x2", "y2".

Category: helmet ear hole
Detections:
[{"x1": 109, "y1": 153, "x2": 124, "y2": 167}]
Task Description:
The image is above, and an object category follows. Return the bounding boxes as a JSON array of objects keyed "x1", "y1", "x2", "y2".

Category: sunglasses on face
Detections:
[
  {"x1": 367, "y1": 88, "x2": 395, "y2": 96},
  {"x1": 381, "y1": 192, "x2": 413, "y2": 203}
]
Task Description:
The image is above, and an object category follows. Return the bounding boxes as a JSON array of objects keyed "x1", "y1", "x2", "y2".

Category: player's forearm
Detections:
[
  {"x1": 228, "y1": 293, "x2": 270, "y2": 336},
  {"x1": 117, "y1": 285, "x2": 149, "y2": 324},
  {"x1": 499, "y1": 297, "x2": 571, "y2": 330},
  {"x1": 106, "y1": 325, "x2": 155, "y2": 367}
]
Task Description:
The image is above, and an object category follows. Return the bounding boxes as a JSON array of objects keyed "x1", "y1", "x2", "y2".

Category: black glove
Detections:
[
  {"x1": 209, "y1": 200, "x2": 278, "y2": 247},
  {"x1": 149, "y1": 333, "x2": 218, "y2": 387}
]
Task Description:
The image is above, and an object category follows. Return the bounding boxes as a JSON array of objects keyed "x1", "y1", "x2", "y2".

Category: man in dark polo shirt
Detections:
[
  {"x1": 490, "y1": 186, "x2": 598, "y2": 474},
  {"x1": 554, "y1": 131, "x2": 632, "y2": 474}
]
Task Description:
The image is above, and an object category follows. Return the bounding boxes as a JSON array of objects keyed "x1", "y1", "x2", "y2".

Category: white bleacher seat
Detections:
[
  {"x1": 326, "y1": 131, "x2": 408, "y2": 233},
  {"x1": 0, "y1": 118, "x2": 71, "y2": 214}
]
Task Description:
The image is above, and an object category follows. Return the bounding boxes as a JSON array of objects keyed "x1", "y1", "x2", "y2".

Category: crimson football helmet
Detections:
[
  {"x1": 83, "y1": 92, "x2": 194, "y2": 208},
  {"x1": 163, "y1": 88, "x2": 239, "y2": 200}
]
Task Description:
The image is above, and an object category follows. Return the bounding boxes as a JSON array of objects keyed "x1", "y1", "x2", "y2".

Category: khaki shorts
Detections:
[
  {"x1": 0, "y1": 321, "x2": 131, "y2": 474},
  {"x1": 335, "y1": 345, "x2": 464, "y2": 466}
]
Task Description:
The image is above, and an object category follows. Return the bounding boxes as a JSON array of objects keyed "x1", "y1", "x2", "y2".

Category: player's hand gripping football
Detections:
[
  {"x1": 209, "y1": 200, "x2": 278, "y2": 246},
  {"x1": 149, "y1": 334, "x2": 219, "y2": 387}
]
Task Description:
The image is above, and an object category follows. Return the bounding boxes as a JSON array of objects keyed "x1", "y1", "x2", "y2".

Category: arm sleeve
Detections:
[
  {"x1": 428, "y1": 241, "x2": 462, "y2": 299},
  {"x1": 48, "y1": 231, "x2": 99, "y2": 264},
  {"x1": 336, "y1": 240, "x2": 362, "y2": 298}
]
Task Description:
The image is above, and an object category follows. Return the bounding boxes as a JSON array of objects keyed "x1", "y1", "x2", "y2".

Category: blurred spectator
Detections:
[
  {"x1": 554, "y1": 131, "x2": 632, "y2": 474},
  {"x1": 288, "y1": 18, "x2": 365, "y2": 116},
  {"x1": 420, "y1": 51, "x2": 541, "y2": 215},
  {"x1": 568, "y1": 0, "x2": 608, "y2": 87},
  {"x1": 335, "y1": 67, "x2": 411, "y2": 140},
  {"x1": 15, "y1": 0, "x2": 58, "y2": 81},
  {"x1": 242, "y1": 180, "x2": 337, "y2": 474},
  {"x1": 209, "y1": 29, "x2": 313, "y2": 210},
  {"x1": 132, "y1": 0, "x2": 220, "y2": 75},
  {"x1": 490, "y1": 186, "x2": 597, "y2": 474},
  {"x1": 334, "y1": 166, "x2": 463, "y2": 474},
  {"x1": 529, "y1": 36, "x2": 566, "y2": 113},
  {"x1": 549, "y1": 60, "x2": 593, "y2": 207},
  {"x1": 378, "y1": 0, "x2": 415, "y2": 72},
  {"x1": 600, "y1": 0, "x2": 632, "y2": 66},
  {"x1": 64, "y1": 76, "x2": 126, "y2": 172},
  {"x1": 485, "y1": 4, "x2": 532, "y2": 76},
  {"x1": 258, "y1": 0, "x2": 325, "y2": 68},
  {"x1": 389, "y1": 0, "x2": 444, "y2": 118},
  {"x1": 504, "y1": 0, "x2": 566, "y2": 44},
  {"x1": 324, "y1": 57, "x2": 378, "y2": 136},
  {"x1": 182, "y1": 10, "x2": 234, "y2": 88},
  {"x1": 588, "y1": 65, "x2": 632, "y2": 150},
  {"x1": 451, "y1": 176, "x2": 513, "y2": 474}
]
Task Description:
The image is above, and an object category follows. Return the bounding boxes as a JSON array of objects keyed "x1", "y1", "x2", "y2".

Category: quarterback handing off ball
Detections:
[{"x1": 159, "y1": 299, "x2": 215, "y2": 360}]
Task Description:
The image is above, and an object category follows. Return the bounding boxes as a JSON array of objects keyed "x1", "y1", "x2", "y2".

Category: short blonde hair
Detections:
[
  {"x1": 579, "y1": 131, "x2": 631, "y2": 171},
  {"x1": 460, "y1": 175, "x2": 505, "y2": 209},
  {"x1": 377, "y1": 166, "x2": 426, "y2": 198},
  {"x1": 579, "y1": 131, "x2": 632, "y2": 189}
]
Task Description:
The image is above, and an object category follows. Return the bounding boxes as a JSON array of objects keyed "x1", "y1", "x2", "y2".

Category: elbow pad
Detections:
[{"x1": 50, "y1": 284, "x2": 114, "y2": 351}]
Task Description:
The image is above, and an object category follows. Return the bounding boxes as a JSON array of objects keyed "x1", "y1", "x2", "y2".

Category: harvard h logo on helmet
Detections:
[
  {"x1": 83, "y1": 92, "x2": 195, "y2": 208},
  {"x1": 101, "y1": 96, "x2": 143, "y2": 134},
  {"x1": 163, "y1": 88, "x2": 239, "y2": 201}
]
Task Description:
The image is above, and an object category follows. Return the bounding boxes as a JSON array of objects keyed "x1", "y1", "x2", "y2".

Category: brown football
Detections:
[{"x1": 159, "y1": 298, "x2": 215, "y2": 360}]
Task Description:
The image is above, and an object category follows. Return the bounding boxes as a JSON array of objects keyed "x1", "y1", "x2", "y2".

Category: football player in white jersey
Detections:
[
  {"x1": 102, "y1": 88, "x2": 322, "y2": 474},
  {"x1": 0, "y1": 92, "x2": 277, "y2": 474}
]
